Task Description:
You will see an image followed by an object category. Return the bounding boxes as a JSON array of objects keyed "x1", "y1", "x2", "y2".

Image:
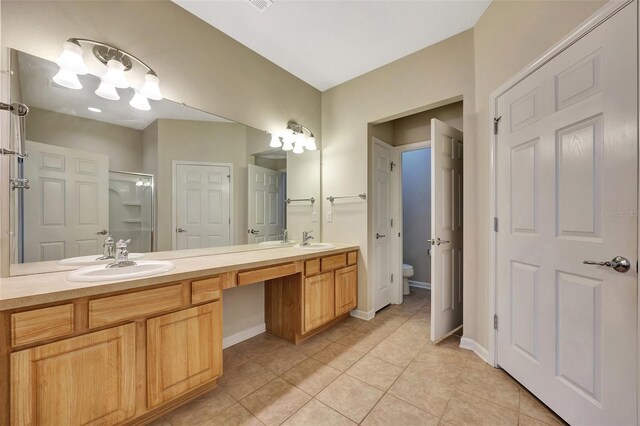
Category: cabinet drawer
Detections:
[
  {"x1": 237, "y1": 262, "x2": 301, "y2": 286},
  {"x1": 89, "y1": 284, "x2": 185, "y2": 328},
  {"x1": 192, "y1": 276, "x2": 222, "y2": 304},
  {"x1": 305, "y1": 259, "x2": 320, "y2": 276},
  {"x1": 11, "y1": 304, "x2": 74, "y2": 347},
  {"x1": 347, "y1": 251, "x2": 358, "y2": 266},
  {"x1": 321, "y1": 253, "x2": 347, "y2": 272}
]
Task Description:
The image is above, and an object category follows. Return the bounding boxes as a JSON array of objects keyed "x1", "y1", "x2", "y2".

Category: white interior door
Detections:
[
  {"x1": 373, "y1": 138, "x2": 392, "y2": 311},
  {"x1": 247, "y1": 164, "x2": 284, "y2": 243},
  {"x1": 430, "y1": 119, "x2": 463, "y2": 341},
  {"x1": 496, "y1": 4, "x2": 637, "y2": 425},
  {"x1": 23, "y1": 140, "x2": 109, "y2": 262},
  {"x1": 174, "y1": 163, "x2": 231, "y2": 250}
]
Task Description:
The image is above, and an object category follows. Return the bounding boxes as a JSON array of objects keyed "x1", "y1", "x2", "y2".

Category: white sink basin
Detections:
[
  {"x1": 67, "y1": 260, "x2": 175, "y2": 282},
  {"x1": 258, "y1": 240, "x2": 296, "y2": 246},
  {"x1": 59, "y1": 253, "x2": 144, "y2": 267},
  {"x1": 294, "y1": 243, "x2": 335, "y2": 250}
]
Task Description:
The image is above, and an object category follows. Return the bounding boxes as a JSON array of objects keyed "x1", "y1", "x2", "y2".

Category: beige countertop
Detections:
[{"x1": 0, "y1": 243, "x2": 359, "y2": 311}]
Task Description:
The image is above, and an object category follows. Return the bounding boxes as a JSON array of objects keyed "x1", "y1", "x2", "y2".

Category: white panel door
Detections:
[
  {"x1": 23, "y1": 140, "x2": 109, "y2": 262},
  {"x1": 496, "y1": 4, "x2": 637, "y2": 425},
  {"x1": 175, "y1": 163, "x2": 230, "y2": 250},
  {"x1": 373, "y1": 139, "x2": 392, "y2": 311},
  {"x1": 247, "y1": 164, "x2": 284, "y2": 243},
  {"x1": 430, "y1": 119, "x2": 463, "y2": 342}
]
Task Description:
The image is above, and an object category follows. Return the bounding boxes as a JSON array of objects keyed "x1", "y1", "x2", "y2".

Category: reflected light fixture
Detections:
[
  {"x1": 273, "y1": 120, "x2": 316, "y2": 154},
  {"x1": 87, "y1": 107, "x2": 101, "y2": 113},
  {"x1": 53, "y1": 38, "x2": 163, "y2": 110}
]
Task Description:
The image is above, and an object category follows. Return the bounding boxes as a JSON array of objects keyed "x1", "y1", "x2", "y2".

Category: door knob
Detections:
[
  {"x1": 176, "y1": 227, "x2": 187, "y2": 233},
  {"x1": 583, "y1": 256, "x2": 631, "y2": 273},
  {"x1": 376, "y1": 233, "x2": 386, "y2": 239},
  {"x1": 96, "y1": 229, "x2": 108, "y2": 235},
  {"x1": 248, "y1": 229, "x2": 259, "y2": 235}
]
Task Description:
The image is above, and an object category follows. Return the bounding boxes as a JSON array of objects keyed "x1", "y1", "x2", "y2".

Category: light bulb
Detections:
[
  {"x1": 293, "y1": 144, "x2": 304, "y2": 154},
  {"x1": 102, "y1": 59, "x2": 129, "y2": 89},
  {"x1": 294, "y1": 132, "x2": 306, "y2": 147},
  {"x1": 95, "y1": 81, "x2": 120, "y2": 100},
  {"x1": 129, "y1": 91, "x2": 150, "y2": 111},
  {"x1": 282, "y1": 139, "x2": 294, "y2": 151},
  {"x1": 140, "y1": 72, "x2": 163, "y2": 100},
  {"x1": 53, "y1": 68, "x2": 82, "y2": 89},
  {"x1": 306, "y1": 136, "x2": 317, "y2": 151},
  {"x1": 55, "y1": 41, "x2": 88, "y2": 75},
  {"x1": 269, "y1": 134, "x2": 282, "y2": 148}
]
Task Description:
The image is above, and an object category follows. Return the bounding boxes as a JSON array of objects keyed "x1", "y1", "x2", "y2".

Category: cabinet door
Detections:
[
  {"x1": 147, "y1": 302, "x2": 222, "y2": 408},
  {"x1": 335, "y1": 265, "x2": 358, "y2": 316},
  {"x1": 304, "y1": 272, "x2": 335, "y2": 333},
  {"x1": 11, "y1": 323, "x2": 136, "y2": 426}
]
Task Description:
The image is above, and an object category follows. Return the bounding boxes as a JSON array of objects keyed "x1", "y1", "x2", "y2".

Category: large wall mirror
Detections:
[{"x1": 7, "y1": 49, "x2": 321, "y2": 275}]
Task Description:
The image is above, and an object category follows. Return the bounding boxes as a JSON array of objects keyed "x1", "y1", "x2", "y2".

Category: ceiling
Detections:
[
  {"x1": 173, "y1": 0, "x2": 491, "y2": 91},
  {"x1": 17, "y1": 51, "x2": 232, "y2": 131}
]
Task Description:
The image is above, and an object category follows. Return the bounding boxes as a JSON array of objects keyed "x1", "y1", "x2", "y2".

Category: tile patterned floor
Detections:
[{"x1": 150, "y1": 289, "x2": 564, "y2": 426}]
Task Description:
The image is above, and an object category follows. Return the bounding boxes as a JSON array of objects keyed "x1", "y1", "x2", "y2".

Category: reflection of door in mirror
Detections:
[
  {"x1": 247, "y1": 164, "x2": 285, "y2": 243},
  {"x1": 173, "y1": 162, "x2": 231, "y2": 250},
  {"x1": 21, "y1": 140, "x2": 109, "y2": 262},
  {"x1": 109, "y1": 172, "x2": 153, "y2": 253}
]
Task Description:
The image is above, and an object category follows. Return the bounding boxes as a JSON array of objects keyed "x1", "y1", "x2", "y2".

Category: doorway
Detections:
[
  {"x1": 172, "y1": 161, "x2": 232, "y2": 250},
  {"x1": 491, "y1": 2, "x2": 637, "y2": 424}
]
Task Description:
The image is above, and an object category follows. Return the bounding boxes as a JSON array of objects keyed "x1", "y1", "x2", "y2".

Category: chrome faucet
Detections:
[
  {"x1": 301, "y1": 230, "x2": 314, "y2": 246},
  {"x1": 281, "y1": 229, "x2": 290, "y2": 244},
  {"x1": 107, "y1": 239, "x2": 137, "y2": 268},
  {"x1": 96, "y1": 234, "x2": 115, "y2": 261}
]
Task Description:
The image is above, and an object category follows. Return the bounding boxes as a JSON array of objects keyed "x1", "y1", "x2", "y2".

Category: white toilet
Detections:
[{"x1": 402, "y1": 264, "x2": 414, "y2": 295}]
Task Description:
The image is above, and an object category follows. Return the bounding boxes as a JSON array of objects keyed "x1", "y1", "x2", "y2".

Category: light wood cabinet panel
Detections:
[
  {"x1": 191, "y1": 276, "x2": 222, "y2": 304},
  {"x1": 320, "y1": 254, "x2": 347, "y2": 272},
  {"x1": 303, "y1": 272, "x2": 335, "y2": 333},
  {"x1": 89, "y1": 284, "x2": 184, "y2": 328},
  {"x1": 11, "y1": 304, "x2": 74, "y2": 347},
  {"x1": 347, "y1": 251, "x2": 358, "y2": 266},
  {"x1": 237, "y1": 262, "x2": 301, "y2": 286},
  {"x1": 11, "y1": 323, "x2": 136, "y2": 426},
  {"x1": 147, "y1": 302, "x2": 222, "y2": 408},
  {"x1": 304, "y1": 259, "x2": 320, "y2": 276},
  {"x1": 335, "y1": 266, "x2": 358, "y2": 316}
]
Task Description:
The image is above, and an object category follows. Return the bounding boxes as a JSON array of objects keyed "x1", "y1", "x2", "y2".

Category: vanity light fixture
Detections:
[
  {"x1": 53, "y1": 38, "x2": 163, "y2": 110},
  {"x1": 268, "y1": 120, "x2": 316, "y2": 155}
]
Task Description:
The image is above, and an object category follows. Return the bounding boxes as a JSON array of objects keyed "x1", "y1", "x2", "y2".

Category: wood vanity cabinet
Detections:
[
  {"x1": 11, "y1": 323, "x2": 137, "y2": 425},
  {"x1": 265, "y1": 250, "x2": 359, "y2": 343}
]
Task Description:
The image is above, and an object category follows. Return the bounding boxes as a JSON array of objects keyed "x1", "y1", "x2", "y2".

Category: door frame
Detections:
[
  {"x1": 391, "y1": 140, "x2": 431, "y2": 304},
  {"x1": 171, "y1": 160, "x2": 234, "y2": 250},
  {"x1": 488, "y1": 0, "x2": 636, "y2": 376}
]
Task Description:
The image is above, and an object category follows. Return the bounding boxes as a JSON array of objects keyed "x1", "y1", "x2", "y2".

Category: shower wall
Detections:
[
  {"x1": 108, "y1": 172, "x2": 153, "y2": 253},
  {"x1": 402, "y1": 148, "x2": 431, "y2": 284}
]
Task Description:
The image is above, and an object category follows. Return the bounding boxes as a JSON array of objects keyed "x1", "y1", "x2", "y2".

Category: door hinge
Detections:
[
  {"x1": 493, "y1": 116, "x2": 502, "y2": 135},
  {"x1": 494, "y1": 314, "x2": 498, "y2": 330},
  {"x1": 494, "y1": 217, "x2": 499, "y2": 232},
  {"x1": 229, "y1": 218, "x2": 231, "y2": 225},
  {"x1": 390, "y1": 161, "x2": 395, "y2": 172},
  {"x1": 390, "y1": 218, "x2": 394, "y2": 228},
  {"x1": 391, "y1": 274, "x2": 394, "y2": 283}
]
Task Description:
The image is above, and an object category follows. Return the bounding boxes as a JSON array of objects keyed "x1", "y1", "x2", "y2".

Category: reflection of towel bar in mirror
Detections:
[
  {"x1": 285, "y1": 197, "x2": 315, "y2": 204},
  {"x1": 327, "y1": 193, "x2": 367, "y2": 203}
]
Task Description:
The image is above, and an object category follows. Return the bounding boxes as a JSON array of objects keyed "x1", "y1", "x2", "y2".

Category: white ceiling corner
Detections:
[{"x1": 172, "y1": 0, "x2": 491, "y2": 91}]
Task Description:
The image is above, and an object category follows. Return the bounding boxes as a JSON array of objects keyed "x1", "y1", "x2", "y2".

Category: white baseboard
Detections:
[
  {"x1": 350, "y1": 309, "x2": 375, "y2": 321},
  {"x1": 409, "y1": 280, "x2": 431, "y2": 290},
  {"x1": 460, "y1": 337, "x2": 491, "y2": 365},
  {"x1": 223, "y1": 323, "x2": 266, "y2": 349}
]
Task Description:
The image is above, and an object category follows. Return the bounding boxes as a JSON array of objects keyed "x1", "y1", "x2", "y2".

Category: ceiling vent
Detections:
[{"x1": 247, "y1": 0, "x2": 274, "y2": 12}]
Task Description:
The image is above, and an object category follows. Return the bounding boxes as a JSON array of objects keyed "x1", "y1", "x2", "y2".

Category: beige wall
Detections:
[
  {"x1": 472, "y1": 0, "x2": 606, "y2": 349},
  {"x1": 27, "y1": 107, "x2": 143, "y2": 172},
  {"x1": 322, "y1": 30, "x2": 476, "y2": 318},
  {"x1": 393, "y1": 101, "x2": 463, "y2": 146}
]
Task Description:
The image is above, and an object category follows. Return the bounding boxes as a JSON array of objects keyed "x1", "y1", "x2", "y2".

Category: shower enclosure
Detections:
[{"x1": 108, "y1": 171, "x2": 154, "y2": 253}]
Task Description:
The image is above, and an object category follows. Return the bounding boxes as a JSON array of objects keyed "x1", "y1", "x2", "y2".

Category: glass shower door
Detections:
[{"x1": 108, "y1": 171, "x2": 154, "y2": 253}]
